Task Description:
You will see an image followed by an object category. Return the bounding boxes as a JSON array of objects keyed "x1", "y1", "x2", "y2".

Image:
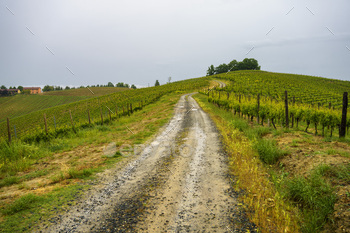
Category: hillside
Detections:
[
  {"x1": 42, "y1": 87, "x2": 129, "y2": 97},
  {"x1": 0, "y1": 73, "x2": 349, "y2": 232},
  {"x1": 0, "y1": 87, "x2": 129, "y2": 123},
  {"x1": 215, "y1": 70, "x2": 350, "y2": 108}
]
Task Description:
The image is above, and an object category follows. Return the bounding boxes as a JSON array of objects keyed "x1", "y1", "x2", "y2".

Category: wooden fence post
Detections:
[
  {"x1": 69, "y1": 110, "x2": 75, "y2": 128},
  {"x1": 44, "y1": 113, "x2": 48, "y2": 135},
  {"x1": 339, "y1": 92, "x2": 348, "y2": 138},
  {"x1": 100, "y1": 107, "x2": 103, "y2": 125},
  {"x1": 87, "y1": 109, "x2": 91, "y2": 124},
  {"x1": 7, "y1": 118, "x2": 11, "y2": 143},
  {"x1": 285, "y1": 91, "x2": 289, "y2": 128}
]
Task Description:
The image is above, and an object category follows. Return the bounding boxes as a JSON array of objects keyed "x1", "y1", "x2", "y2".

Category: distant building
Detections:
[
  {"x1": 23, "y1": 87, "x2": 41, "y2": 94},
  {"x1": 0, "y1": 89, "x2": 21, "y2": 96}
]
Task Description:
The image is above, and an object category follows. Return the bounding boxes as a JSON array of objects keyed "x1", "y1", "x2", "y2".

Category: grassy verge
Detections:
[
  {"x1": 194, "y1": 93, "x2": 350, "y2": 233},
  {"x1": 194, "y1": 93, "x2": 300, "y2": 232},
  {"x1": 0, "y1": 91, "x2": 185, "y2": 232}
]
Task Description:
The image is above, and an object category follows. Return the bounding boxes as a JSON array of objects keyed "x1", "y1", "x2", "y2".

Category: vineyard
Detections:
[
  {"x1": 42, "y1": 87, "x2": 129, "y2": 97},
  {"x1": 213, "y1": 70, "x2": 350, "y2": 109},
  {"x1": 0, "y1": 87, "x2": 129, "y2": 123},
  {"x1": 201, "y1": 71, "x2": 350, "y2": 137},
  {"x1": 0, "y1": 78, "x2": 209, "y2": 142}
]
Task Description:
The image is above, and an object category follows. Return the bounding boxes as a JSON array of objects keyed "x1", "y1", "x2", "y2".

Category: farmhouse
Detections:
[
  {"x1": 0, "y1": 89, "x2": 21, "y2": 95},
  {"x1": 23, "y1": 87, "x2": 41, "y2": 94}
]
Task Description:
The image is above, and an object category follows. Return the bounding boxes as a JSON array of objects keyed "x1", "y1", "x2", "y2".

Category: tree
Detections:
[
  {"x1": 207, "y1": 65, "x2": 215, "y2": 76},
  {"x1": 228, "y1": 60, "x2": 238, "y2": 71},
  {"x1": 215, "y1": 63, "x2": 229, "y2": 74},
  {"x1": 22, "y1": 89, "x2": 31, "y2": 94},
  {"x1": 9, "y1": 86, "x2": 13, "y2": 89},
  {"x1": 18, "y1": 86, "x2": 23, "y2": 92},
  {"x1": 65, "y1": 86, "x2": 71, "y2": 90},
  {"x1": 0, "y1": 85, "x2": 6, "y2": 89},
  {"x1": 208, "y1": 58, "x2": 261, "y2": 74},
  {"x1": 131, "y1": 84, "x2": 137, "y2": 89},
  {"x1": 116, "y1": 82, "x2": 125, "y2": 87},
  {"x1": 107, "y1": 82, "x2": 114, "y2": 87},
  {"x1": 155, "y1": 80, "x2": 160, "y2": 86},
  {"x1": 43, "y1": 85, "x2": 54, "y2": 92},
  {"x1": 0, "y1": 89, "x2": 9, "y2": 96},
  {"x1": 168, "y1": 76, "x2": 172, "y2": 83},
  {"x1": 237, "y1": 58, "x2": 260, "y2": 70}
]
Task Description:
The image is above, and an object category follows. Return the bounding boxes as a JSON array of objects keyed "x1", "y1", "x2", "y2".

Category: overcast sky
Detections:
[{"x1": 0, "y1": 0, "x2": 349, "y2": 88}]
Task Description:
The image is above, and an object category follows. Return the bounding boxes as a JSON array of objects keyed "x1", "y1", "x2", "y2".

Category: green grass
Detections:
[
  {"x1": 0, "y1": 185, "x2": 87, "y2": 232},
  {"x1": 0, "y1": 140, "x2": 46, "y2": 175},
  {"x1": 1, "y1": 193, "x2": 43, "y2": 215},
  {"x1": 253, "y1": 138, "x2": 286, "y2": 164},
  {"x1": 67, "y1": 168, "x2": 94, "y2": 179},
  {"x1": 285, "y1": 168, "x2": 336, "y2": 233},
  {"x1": 228, "y1": 116, "x2": 285, "y2": 164},
  {"x1": 0, "y1": 176, "x2": 21, "y2": 188}
]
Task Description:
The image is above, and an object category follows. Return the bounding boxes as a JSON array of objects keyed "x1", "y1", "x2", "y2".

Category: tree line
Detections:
[
  {"x1": 206, "y1": 58, "x2": 261, "y2": 76},
  {"x1": 43, "y1": 82, "x2": 137, "y2": 92}
]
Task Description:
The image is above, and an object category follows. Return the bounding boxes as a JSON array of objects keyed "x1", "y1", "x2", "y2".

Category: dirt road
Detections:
[{"x1": 43, "y1": 94, "x2": 255, "y2": 232}]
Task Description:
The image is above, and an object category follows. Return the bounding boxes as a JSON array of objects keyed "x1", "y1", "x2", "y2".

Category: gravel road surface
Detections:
[{"x1": 41, "y1": 94, "x2": 256, "y2": 233}]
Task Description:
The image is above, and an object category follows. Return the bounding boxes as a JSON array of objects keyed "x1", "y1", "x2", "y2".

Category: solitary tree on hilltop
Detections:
[{"x1": 155, "y1": 80, "x2": 160, "y2": 86}]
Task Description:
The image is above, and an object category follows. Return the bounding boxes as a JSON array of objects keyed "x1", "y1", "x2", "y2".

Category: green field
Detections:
[{"x1": 0, "y1": 87, "x2": 129, "y2": 123}]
